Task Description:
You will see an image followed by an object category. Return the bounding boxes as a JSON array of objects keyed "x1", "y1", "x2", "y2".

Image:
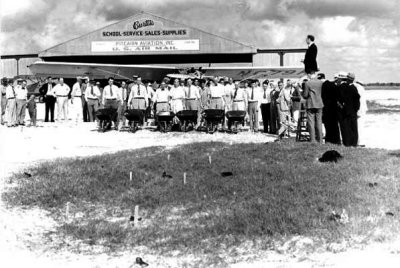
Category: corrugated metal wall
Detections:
[{"x1": 0, "y1": 58, "x2": 41, "y2": 78}]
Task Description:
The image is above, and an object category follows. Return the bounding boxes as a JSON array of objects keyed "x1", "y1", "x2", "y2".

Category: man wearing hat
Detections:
[
  {"x1": 39, "y1": 76, "x2": 56, "y2": 122},
  {"x1": 85, "y1": 80, "x2": 101, "y2": 122},
  {"x1": 336, "y1": 72, "x2": 360, "y2": 146},
  {"x1": 15, "y1": 80, "x2": 28, "y2": 125},
  {"x1": 71, "y1": 76, "x2": 83, "y2": 123},
  {"x1": 302, "y1": 73, "x2": 324, "y2": 143},
  {"x1": 1, "y1": 77, "x2": 8, "y2": 125},
  {"x1": 348, "y1": 73, "x2": 368, "y2": 146},
  {"x1": 320, "y1": 73, "x2": 341, "y2": 144},
  {"x1": 185, "y1": 78, "x2": 200, "y2": 110},
  {"x1": 5, "y1": 78, "x2": 17, "y2": 127},
  {"x1": 154, "y1": 81, "x2": 170, "y2": 113}
]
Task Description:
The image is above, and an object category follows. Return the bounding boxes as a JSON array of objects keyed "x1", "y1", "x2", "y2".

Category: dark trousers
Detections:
[
  {"x1": 324, "y1": 116, "x2": 341, "y2": 144},
  {"x1": 82, "y1": 95, "x2": 88, "y2": 122},
  {"x1": 270, "y1": 104, "x2": 279, "y2": 134},
  {"x1": 104, "y1": 99, "x2": 118, "y2": 125},
  {"x1": 44, "y1": 96, "x2": 56, "y2": 122},
  {"x1": 28, "y1": 107, "x2": 36, "y2": 126},
  {"x1": 260, "y1": 103, "x2": 271, "y2": 133},
  {"x1": 339, "y1": 115, "x2": 358, "y2": 147},
  {"x1": 307, "y1": 108, "x2": 323, "y2": 143}
]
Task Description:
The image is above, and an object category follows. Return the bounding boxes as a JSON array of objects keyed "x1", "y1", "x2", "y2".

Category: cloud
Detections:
[{"x1": 0, "y1": 0, "x2": 399, "y2": 82}]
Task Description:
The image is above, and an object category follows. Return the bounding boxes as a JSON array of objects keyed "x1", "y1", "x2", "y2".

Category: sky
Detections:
[{"x1": 1, "y1": 0, "x2": 399, "y2": 82}]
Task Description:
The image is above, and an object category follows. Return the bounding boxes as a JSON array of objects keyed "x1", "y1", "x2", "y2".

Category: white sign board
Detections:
[{"x1": 92, "y1": 39, "x2": 199, "y2": 52}]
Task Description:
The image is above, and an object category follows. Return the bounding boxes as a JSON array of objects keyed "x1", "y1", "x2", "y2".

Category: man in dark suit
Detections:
[
  {"x1": 302, "y1": 35, "x2": 318, "y2": 75},
  {"x1": 319, "y1": 73, "x2": 341, "y2": 144},
  {"x1": 39, "y1": 76, "x2": 56, "y2": 122},
  {"x1": 337, "y1": 73, "x2": 360, "y2": 147},
  {"x1": 302, "y1": 73, "x2": 324, "y2": 143}
]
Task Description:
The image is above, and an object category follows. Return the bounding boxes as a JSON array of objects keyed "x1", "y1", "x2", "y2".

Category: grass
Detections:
[{"x1": 3, "y1": 141, "x2": 400, "y2": 265}]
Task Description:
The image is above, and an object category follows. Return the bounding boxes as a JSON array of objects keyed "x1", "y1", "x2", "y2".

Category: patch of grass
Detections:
[{"x1": 3, "y1": 141, "x2": 400, "y2": 264}]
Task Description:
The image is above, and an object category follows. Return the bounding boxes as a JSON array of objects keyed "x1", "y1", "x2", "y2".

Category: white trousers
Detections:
[
  {"x1": 72, "y1": 97, "x2": 82, "y2": 122},
  {"x1": 57, "y1": 97, "x2": 68, "y2": 120}
]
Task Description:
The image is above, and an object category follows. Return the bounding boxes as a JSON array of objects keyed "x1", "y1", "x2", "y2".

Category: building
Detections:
[{"x1": 1, "y1": 11, "x2": 305, "y2": 78}]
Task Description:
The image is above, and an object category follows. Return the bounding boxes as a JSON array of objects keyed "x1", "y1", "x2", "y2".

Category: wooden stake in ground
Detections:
[
  {"x1": 167, "y1": 154, "x2": 170, "y2": 161},
  {"x1": 134, "y1": 205, "x2": 139, "y2": 226},
  {"x1": 66, "y1": 202, "x2": 70, "y2": 221},
  {"x1": 129, "y1": 171, "x2": 132, "y2": 181},
  {"x1": 208, "y1": 154, "x2": 212, "y2": 165},
  {"x1": 183, "y1": 172, "x2": 187, "y2": 185}
]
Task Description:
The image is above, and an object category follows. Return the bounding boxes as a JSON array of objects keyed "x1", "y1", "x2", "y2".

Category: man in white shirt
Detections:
[
  {"x1": 259, "y1": 80, "x2": 272, "y2": 133},
  {"x1": 102, "y1": 77, "x2": 120, "y2": 129},
  {"x1": 54, "y1": 78, "x2": 70, "y2": 121},
  {"x1": 71, "y1": 76, "x2": 83, "y2": 123},
  {"x1": 128, "y1": 76, "x2": 148, "y2": 110},
  {"x1": 15, "y1": 80, "x2": 28, "y2": 125},
  {"x1": 185, "y1": 78, "x2": 200, "y2": 111},
  {"x1": 154, "y1": 81, "x2": 170, "y2": 112},
  {"x1": 85, "y1": 80, "x2": 101, "y2": 122},
  {"x1": 247, "y1": 80, "x2": 262, "y2": 132},
  {"x1": 231, "y1": 81, "x2": 247, "y2": 111},
  {"x1": 169, "y1": 79, "x2": 186, "y2": 114},
  {"x1": 5, "y1": 79, "x2": 17, "y2": 127},
  {"x1": 117, "y1": 81, "x2": 128, "y2": 127},
  {"x1": 208, "y1": 78, "x2": 225, "y2": 109}
]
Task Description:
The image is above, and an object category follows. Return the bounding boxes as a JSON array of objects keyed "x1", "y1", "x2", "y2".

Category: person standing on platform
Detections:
[
  {"x1": 302, "y1": 35, "x2": 318, "y2": 75},
  {"x1": 27, "y1": 94, "x2": 37, "y2": 127},
  {"x1": 208, "y1": 78, "x2": 225, "y2": 110},
  {"x1": 1, "y1": 77, "x2": 8, "y2": 125},
  {"x1": 270, "y1": 81, "x2": 280, "y2": 134},
  {"x1": 102, "y1": 77, "x2": 120, "y2": 129},
  {"x1": 5, "y1": 79, "x2": 17, "y2": 127},
  {"x1": 247, "y1": 80, "x2": 262, "y2": 132},
  {"x1": 71, "y1": 76, "x2": 83, "y2": 123},
  {"x1": 15, "y1": 80, "x2": 28, "y2": 125},
  {"x1": 85, "y1": 80, "x2": 101, "y2": 122},
  {"x1": 54, "y1": 78, "x2": 70, "y2": 122},
  {"x1": 337, "y1": 73, "x2": 360, "y2": 147},
  {"x1": 81, "y1": 77, "x2": 89, "y2": 122},
  {"x1": 302, "y1": 73, "x2": 324, "y2": 143},
  {"x1": 348, "y1": 73, "x2": 367, "y2": 147},
  {"x1": 320, "y1": 73, "x2": 341, "y2": 144}
]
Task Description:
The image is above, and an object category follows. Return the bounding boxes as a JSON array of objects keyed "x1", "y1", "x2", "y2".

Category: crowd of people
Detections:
[
  {"x1": 0, "y1": 71, "x2": 366, "y2": 147},
  {"x1": 0, "y1": 35, "x2": 368, "y2": 147}
]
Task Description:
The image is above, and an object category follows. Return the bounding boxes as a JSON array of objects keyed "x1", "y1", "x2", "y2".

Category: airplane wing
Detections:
[
  {"x1": 29, "y1": 61, "x2": 305, "y2": 81},
  {"x1": 28, "y1": 61, "x2": 177, "y2": 81},
  {"x1": 201, "y1": 66, "x2": 305, "y2": 80}
]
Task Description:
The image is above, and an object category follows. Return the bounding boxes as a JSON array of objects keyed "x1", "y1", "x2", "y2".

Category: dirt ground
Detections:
[{"x1": 1, "y1": 118, "x2": 400, "y2": 267}]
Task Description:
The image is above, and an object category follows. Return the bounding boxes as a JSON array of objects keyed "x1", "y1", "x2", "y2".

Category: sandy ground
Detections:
[{"x1": 1, "y1": 102, "x2": 400, "y2": 267}]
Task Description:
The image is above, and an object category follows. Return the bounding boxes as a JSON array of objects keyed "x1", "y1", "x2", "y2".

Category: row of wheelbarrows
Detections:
[{"x1": 95, "y1": 108, "x2": 247, "y2": 134}]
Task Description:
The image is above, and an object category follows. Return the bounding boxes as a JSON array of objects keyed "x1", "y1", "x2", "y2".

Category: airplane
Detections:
[{"x1": 28, "y1": 61, "x2": 305, "y2": 82}]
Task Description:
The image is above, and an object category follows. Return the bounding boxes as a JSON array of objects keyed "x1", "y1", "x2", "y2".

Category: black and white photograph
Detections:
[{"x1": 1, "y1": 0, "x2": 400, "y2": 267}]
